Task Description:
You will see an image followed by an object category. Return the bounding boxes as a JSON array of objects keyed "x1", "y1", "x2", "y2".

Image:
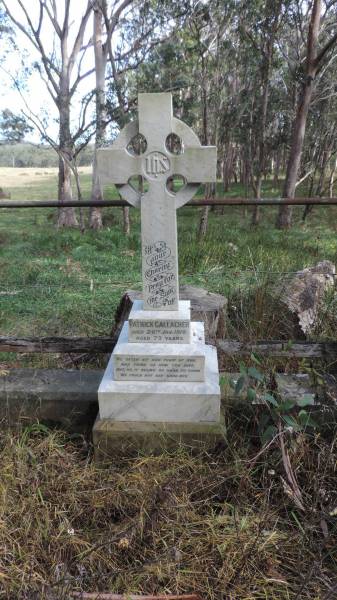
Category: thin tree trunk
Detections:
[
  {"x1": 251, "y1": 0, "x2": 281, "y2": 226},
  {"x1": 273, "y1": 149, "x2": 281, "y2": 186},
  {"x1": 329, "y1": 156, "x2": 337, "y2": 197},
  {"x1": 57, "y1": 149, "x2": 78, "y2": 227},
  {"x1": 57, "y1": 54, "x2": 78, "y2": 227},
  {"x1": 90, "y1": 2, "x2": 108, "y2": 230},
  {"x1": 276, "y1": 0, "x2": 322, "y2": 229},
  {"x1": 123, "y1": 207, "x2": 130, "y2": 235},
  {"x1": 198, "y1": 205, "x2": 210, "y2": 238}
]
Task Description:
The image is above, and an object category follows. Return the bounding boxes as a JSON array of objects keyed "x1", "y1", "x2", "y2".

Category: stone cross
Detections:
[{"x1": 98, "y1": 93, "x2": 216, "y2": 311}]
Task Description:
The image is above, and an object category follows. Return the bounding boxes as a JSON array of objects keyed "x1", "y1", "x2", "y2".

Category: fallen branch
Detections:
[{"x1": 71, "y1": 594, "x2": 203, "y2": 600}]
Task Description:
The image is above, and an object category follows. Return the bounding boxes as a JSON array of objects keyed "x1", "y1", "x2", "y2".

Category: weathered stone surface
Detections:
[
  {"x1": 98, "y1": 340, "x2": 220, "y2": 422},
  {"x1": 114, "y1": 286, "x2": 227, "y2": 343},
  {"x1": 0, "y1": 369, "x2": 100, "y2": 430},
  {"x1": 93, "y1": 415, "x2": 226, "y2": 460},
  {"x1": 114, "y1": 322, "x2": 205, "y2": 382},
  {"x1": 275, "y1": 260, "x2": 335, "y2": 335},
  {"x1": 98, "y1": 92, "x2": 216, "y2": 310},
  {"x1": 128, "y1": 299, "x2": 191, "y2": 344}
]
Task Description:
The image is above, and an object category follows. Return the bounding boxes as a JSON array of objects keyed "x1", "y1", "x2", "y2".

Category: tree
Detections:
[
  {"x1": 1, "y1": 0, "x2": 95, "y2": 227},
  {"x1": 90, "y1": 0, "x2": 193, "y2": 231},
  {"x1": 276, "y1": 0, "x2": 337, "y2": 228},
  {"x1": 89, "y1": 0, "x2": 135, "y2": 230},
  {"x1": 0, "y1": 109, "x2": 33, "y2": 143},
  {"x1": 239, "y1": 0, "x2": 283, "y2": 225}
]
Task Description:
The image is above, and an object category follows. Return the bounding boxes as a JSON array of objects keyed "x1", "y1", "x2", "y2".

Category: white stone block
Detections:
[
  {"x1": 114, "y1": 322, "x2": 205, "y2": 382},
  {"x1": 98, "y1": 343, "x2": 220, "y2": 423},
  {"x1": 128, "y1": 299, "x2": 192, "y2": 344}
]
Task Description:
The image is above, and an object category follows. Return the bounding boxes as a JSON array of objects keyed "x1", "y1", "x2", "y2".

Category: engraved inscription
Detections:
[
  {"x1": 144, "y1": 240, "x2": 176, "y2": 308},
  {"x1": 144, "y1": 151, "x2": 170, "y2": 179},
  {"x1": 114, "y1": 355, "x2": 204, "y2": 382},
  {"x1": 129, "y1": 320, "x2": 190, "y2": 344}
]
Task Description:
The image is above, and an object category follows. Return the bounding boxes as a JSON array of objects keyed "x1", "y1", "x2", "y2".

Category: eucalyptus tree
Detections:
[
  {"x1": 276, "y1": 0, "x2": 337, "y2": 228},
  {"x1": 237, "y1": 0, "x2": 285, "y2": 225},
  {"x1": 1, "y1": 0, "x2": 95, "y2": 227},
  {"x1": 89, "y1": 0, "x2": 194, "y2": 230},
  {"x1": 0, "y1": 109, "x2": 33, "y2": 143}
]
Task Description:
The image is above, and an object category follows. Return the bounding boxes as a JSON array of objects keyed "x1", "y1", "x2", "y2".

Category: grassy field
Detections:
[
  {"x1": 0, "y1": 169, "x2": 337, "y2": 598},
  {"x1": 1, "y1": 167, "x2": 337, "y2": 351}
]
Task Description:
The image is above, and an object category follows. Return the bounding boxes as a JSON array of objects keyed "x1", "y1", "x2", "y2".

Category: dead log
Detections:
[
  {"x1": 217, "y1": 339, "x2": 337, "y2": 362},
  {"x1": 113, "y1": 286, "x2": 227, "y2": 343},
  {"x1": 273, "y1": 260, "x2": 335, "y2": 336},
  {"x1": 2, "y1": 336, "x2": 337, "y2": 371},
  {"x1": 71, "y1": 594, "x2": 202, "y2": 600},
  {"x1": 0, "y1": 335, "x2": 115, "y2": 353}
]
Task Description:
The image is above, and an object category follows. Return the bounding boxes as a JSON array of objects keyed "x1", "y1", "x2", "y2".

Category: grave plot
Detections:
[{"x1": 1, "y1": 98, "x2": 337, "y2": 599}]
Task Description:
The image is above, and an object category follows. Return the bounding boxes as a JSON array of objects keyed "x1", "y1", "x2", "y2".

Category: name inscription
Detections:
[{"x1": 128, "y1": 320, "x2": 190, "y2": 344}]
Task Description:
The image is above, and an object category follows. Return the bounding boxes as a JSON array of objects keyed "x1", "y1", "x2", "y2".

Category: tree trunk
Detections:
[
  {"x1": 329, "y1": 156, "x2": 337, "y2": 197},
  {"x1": 273, "y1": 149, "x2": 281, "y2": 186},
  {"x1": 57, "y1": 149, "x2": 78, "y2": 227},
  {"x1": 198, "y1": 205, "x2": 210, "y2": 239},
  {"x1": 90, "y1": 2, "x2": 108, "y2": 230},
  {"x1": 251, "y1": 0, "x2": 281, "y2": 226},
  {"x1": 123, "y1": 206, "x2": 130, "y2": 235},
  {"x1": 276, "y1": 0, "x2": 322, "y2": 229},
  {"x1": 57, "y1": 71, "x2": 78, "y2": 227},
  {"x1": 223, "y1": 143, "x2": 233, "y2": 192}
]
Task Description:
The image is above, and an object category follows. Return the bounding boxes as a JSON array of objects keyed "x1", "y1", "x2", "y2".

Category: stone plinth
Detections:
[
  {"x1": 98, "y1": 327, "x2": 220, "y2": 422},
  {"x1": 128, "y1": 300, "x2": 192, "y2": 344},
  {"x1": 114, "y1": 323, "x2": 205, "y2": 382},
  {"x1": 93, "y1": 416, "x2": 225, "y2": 459}
]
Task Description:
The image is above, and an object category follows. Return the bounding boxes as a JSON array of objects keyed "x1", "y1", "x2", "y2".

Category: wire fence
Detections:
[{"x1": 2, "y1": 196, "x2": 337, "y2": 208}]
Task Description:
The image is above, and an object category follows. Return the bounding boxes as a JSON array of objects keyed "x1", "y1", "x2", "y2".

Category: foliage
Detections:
[
  {"x1": 0, "y1": 109, "x2": 33, "y2": 143},
  {"x1": 232, "y1": 358, "x2": 318, "y2": 444},
  {"x1": 0, "y1": 143, "x2": 93, "y2": 168}
]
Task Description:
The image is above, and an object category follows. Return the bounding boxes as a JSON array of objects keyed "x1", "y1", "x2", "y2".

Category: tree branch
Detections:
[
  {"x1": 315, "y1": 30, "x2": 337, "y2": 66},
  {"x1": 68, "y1": 0, "x2": 93, "y2": 75}
]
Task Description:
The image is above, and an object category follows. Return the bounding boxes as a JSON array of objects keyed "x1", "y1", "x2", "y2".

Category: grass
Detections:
[
  {"x1": 1, "y1": 168, "x2": 337, "y2": 363},
  {"x1": 0, "y1": 417, "x2": 336, "y2": 599},
  {"x1": 0, "y1": 169, "x2": 337, "y2": 598}
]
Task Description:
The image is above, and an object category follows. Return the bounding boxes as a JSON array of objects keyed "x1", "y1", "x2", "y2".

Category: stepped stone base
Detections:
[
  {"x1": 98, "y1": 322, "x2": 220, "y2": 422},
  {"x1": 96, "y1": 299, "x2": 222, "y2": 455},
  {"x1": 93, "y1": 415, "x2": 225, "y2": 460}
]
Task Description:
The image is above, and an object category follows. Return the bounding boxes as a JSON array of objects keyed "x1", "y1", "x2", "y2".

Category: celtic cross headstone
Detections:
[
  {"x1": 95, "y1": 93, "x2": 222, "y2": 455},
  {"x1": 98, "y1": 93, "x2": 216, "y2": 310}
]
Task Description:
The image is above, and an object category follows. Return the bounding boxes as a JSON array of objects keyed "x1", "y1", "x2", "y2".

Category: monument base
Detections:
[
  {"x1": 98, "y1": 323, "x2": 220, "y2": 422},
  {"x1": 93, "y1": 415, "x2": 225, "y2": 460}
]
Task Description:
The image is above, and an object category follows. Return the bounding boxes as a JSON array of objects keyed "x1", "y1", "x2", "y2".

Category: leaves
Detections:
[
  {"x1": 247, "y1": 387, "x2": 256, "y2": 402},
  {"x1": 282, "y1": 415, "x2": 301, "y2": 432},
  {"x1": 296, "y1": 395, "x2": 315, "y2": 407},
  {"x1": 247, "y1": 366, "x2": 264, "y2": 382},
  {"x1": 263, "y1": 393, "x2": 279, "y2": 407},
  {"x1": 261, "y1": 424, "x2": 278, "y2": 444},
  {"x1": 235, "y1": 375, "x2": 246, "y2": 395}
]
